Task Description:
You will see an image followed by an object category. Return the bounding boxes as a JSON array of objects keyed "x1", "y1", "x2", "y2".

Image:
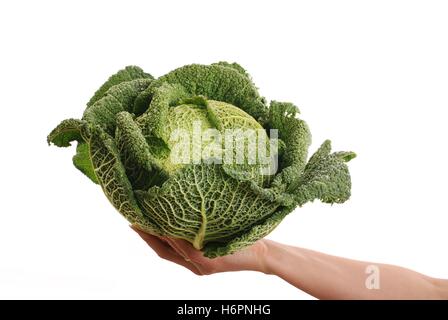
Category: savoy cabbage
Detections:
[{"x1": 47, "y1": 62, "x2": 355, "y2": 258}]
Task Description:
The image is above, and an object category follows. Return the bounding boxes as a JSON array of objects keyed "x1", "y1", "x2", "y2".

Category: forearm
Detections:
[{"x1": 260, "y1": 240, "x2": 448, "y2": 299}]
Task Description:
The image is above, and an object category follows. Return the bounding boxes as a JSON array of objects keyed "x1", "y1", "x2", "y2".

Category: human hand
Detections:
[{"x1": 131, "y1": 226, "x2": 269, "y2": 275}]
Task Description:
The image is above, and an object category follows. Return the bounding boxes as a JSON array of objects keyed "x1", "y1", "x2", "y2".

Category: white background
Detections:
[{"x1": 1, "y1": 0, "x2": 447, "y2": 299}]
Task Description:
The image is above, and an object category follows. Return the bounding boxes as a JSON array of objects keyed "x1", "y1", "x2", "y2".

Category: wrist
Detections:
[
  {"x1": 257, "y1": 240, "x2": 305, "y2": 276},
  {"x1": 255, "y1": 239, "x2": 278, "y2": 275}
]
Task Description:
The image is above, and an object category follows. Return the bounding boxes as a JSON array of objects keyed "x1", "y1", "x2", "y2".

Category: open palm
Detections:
[{"x1": 132, "y1": 226, "x2": 267, "y2": 275}]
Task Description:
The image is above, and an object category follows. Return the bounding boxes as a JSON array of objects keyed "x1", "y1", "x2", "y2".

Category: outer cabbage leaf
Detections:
[
  {"x1": 47, "y1": 118, "x2": 97, "y2": 183},
  {"x1": 295, "y1": 140, "x2": 356, "y2": 205},
  {"x1": 203, "y1": 206, "x2": 292, "y2": 258},
  {"x1": 115, "y1": 111, "x2": 168, "y2": 190},
  {"x1": 87, "y1": 125, "x2": 161, "y2": 233},
  {"x1": 135, "y1": 164, "x2": 280, "y2": 250},
  {"x1": 83, "y1": 78, "x2": 152, "y2": 135},
  {"x1": 148, "y1": 63, "x2": 268, "y2": 121},
  {"x1": 269, "y1": 101, "x2": 311, "y2": 193},
  {"x1": 47, "y1": 118, "x2": 85, "y2": 147},
  {"x1": 73, "y1": 142, "x2": 99, "y2": 184},
  {"x1": 87, "y1": 66, "x2": 153, "y2": 107}
]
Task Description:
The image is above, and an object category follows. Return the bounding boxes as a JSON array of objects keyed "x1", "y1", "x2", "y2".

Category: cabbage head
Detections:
[{"x1": 47, "y1": 62, "x2": 355, "y2": 258}]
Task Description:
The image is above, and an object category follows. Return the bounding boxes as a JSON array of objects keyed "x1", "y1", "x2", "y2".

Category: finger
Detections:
[
  {"x1": 164, "y1": 237, "x2": 204, "y2": 273},
  {"x1": 163, "y1": 237, "x2": 187, "y2": 257},
  {"x1": 131, "y1": 226, "x2": 169, "y2": 247},
  {"x1": 131, "y1": 226, "x2": 201, "y2": 275},
  {"x1": 170, "y1": 238, "x2": 207, "y2": 262},
  {"x1": 147, "y1": 239, "x2": 201, "y2": 274}
]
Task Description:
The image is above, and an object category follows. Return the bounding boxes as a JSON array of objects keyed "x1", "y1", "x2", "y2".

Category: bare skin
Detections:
[{"x1": 132, "y1": 226, "x2": 448, "y2": 300}]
